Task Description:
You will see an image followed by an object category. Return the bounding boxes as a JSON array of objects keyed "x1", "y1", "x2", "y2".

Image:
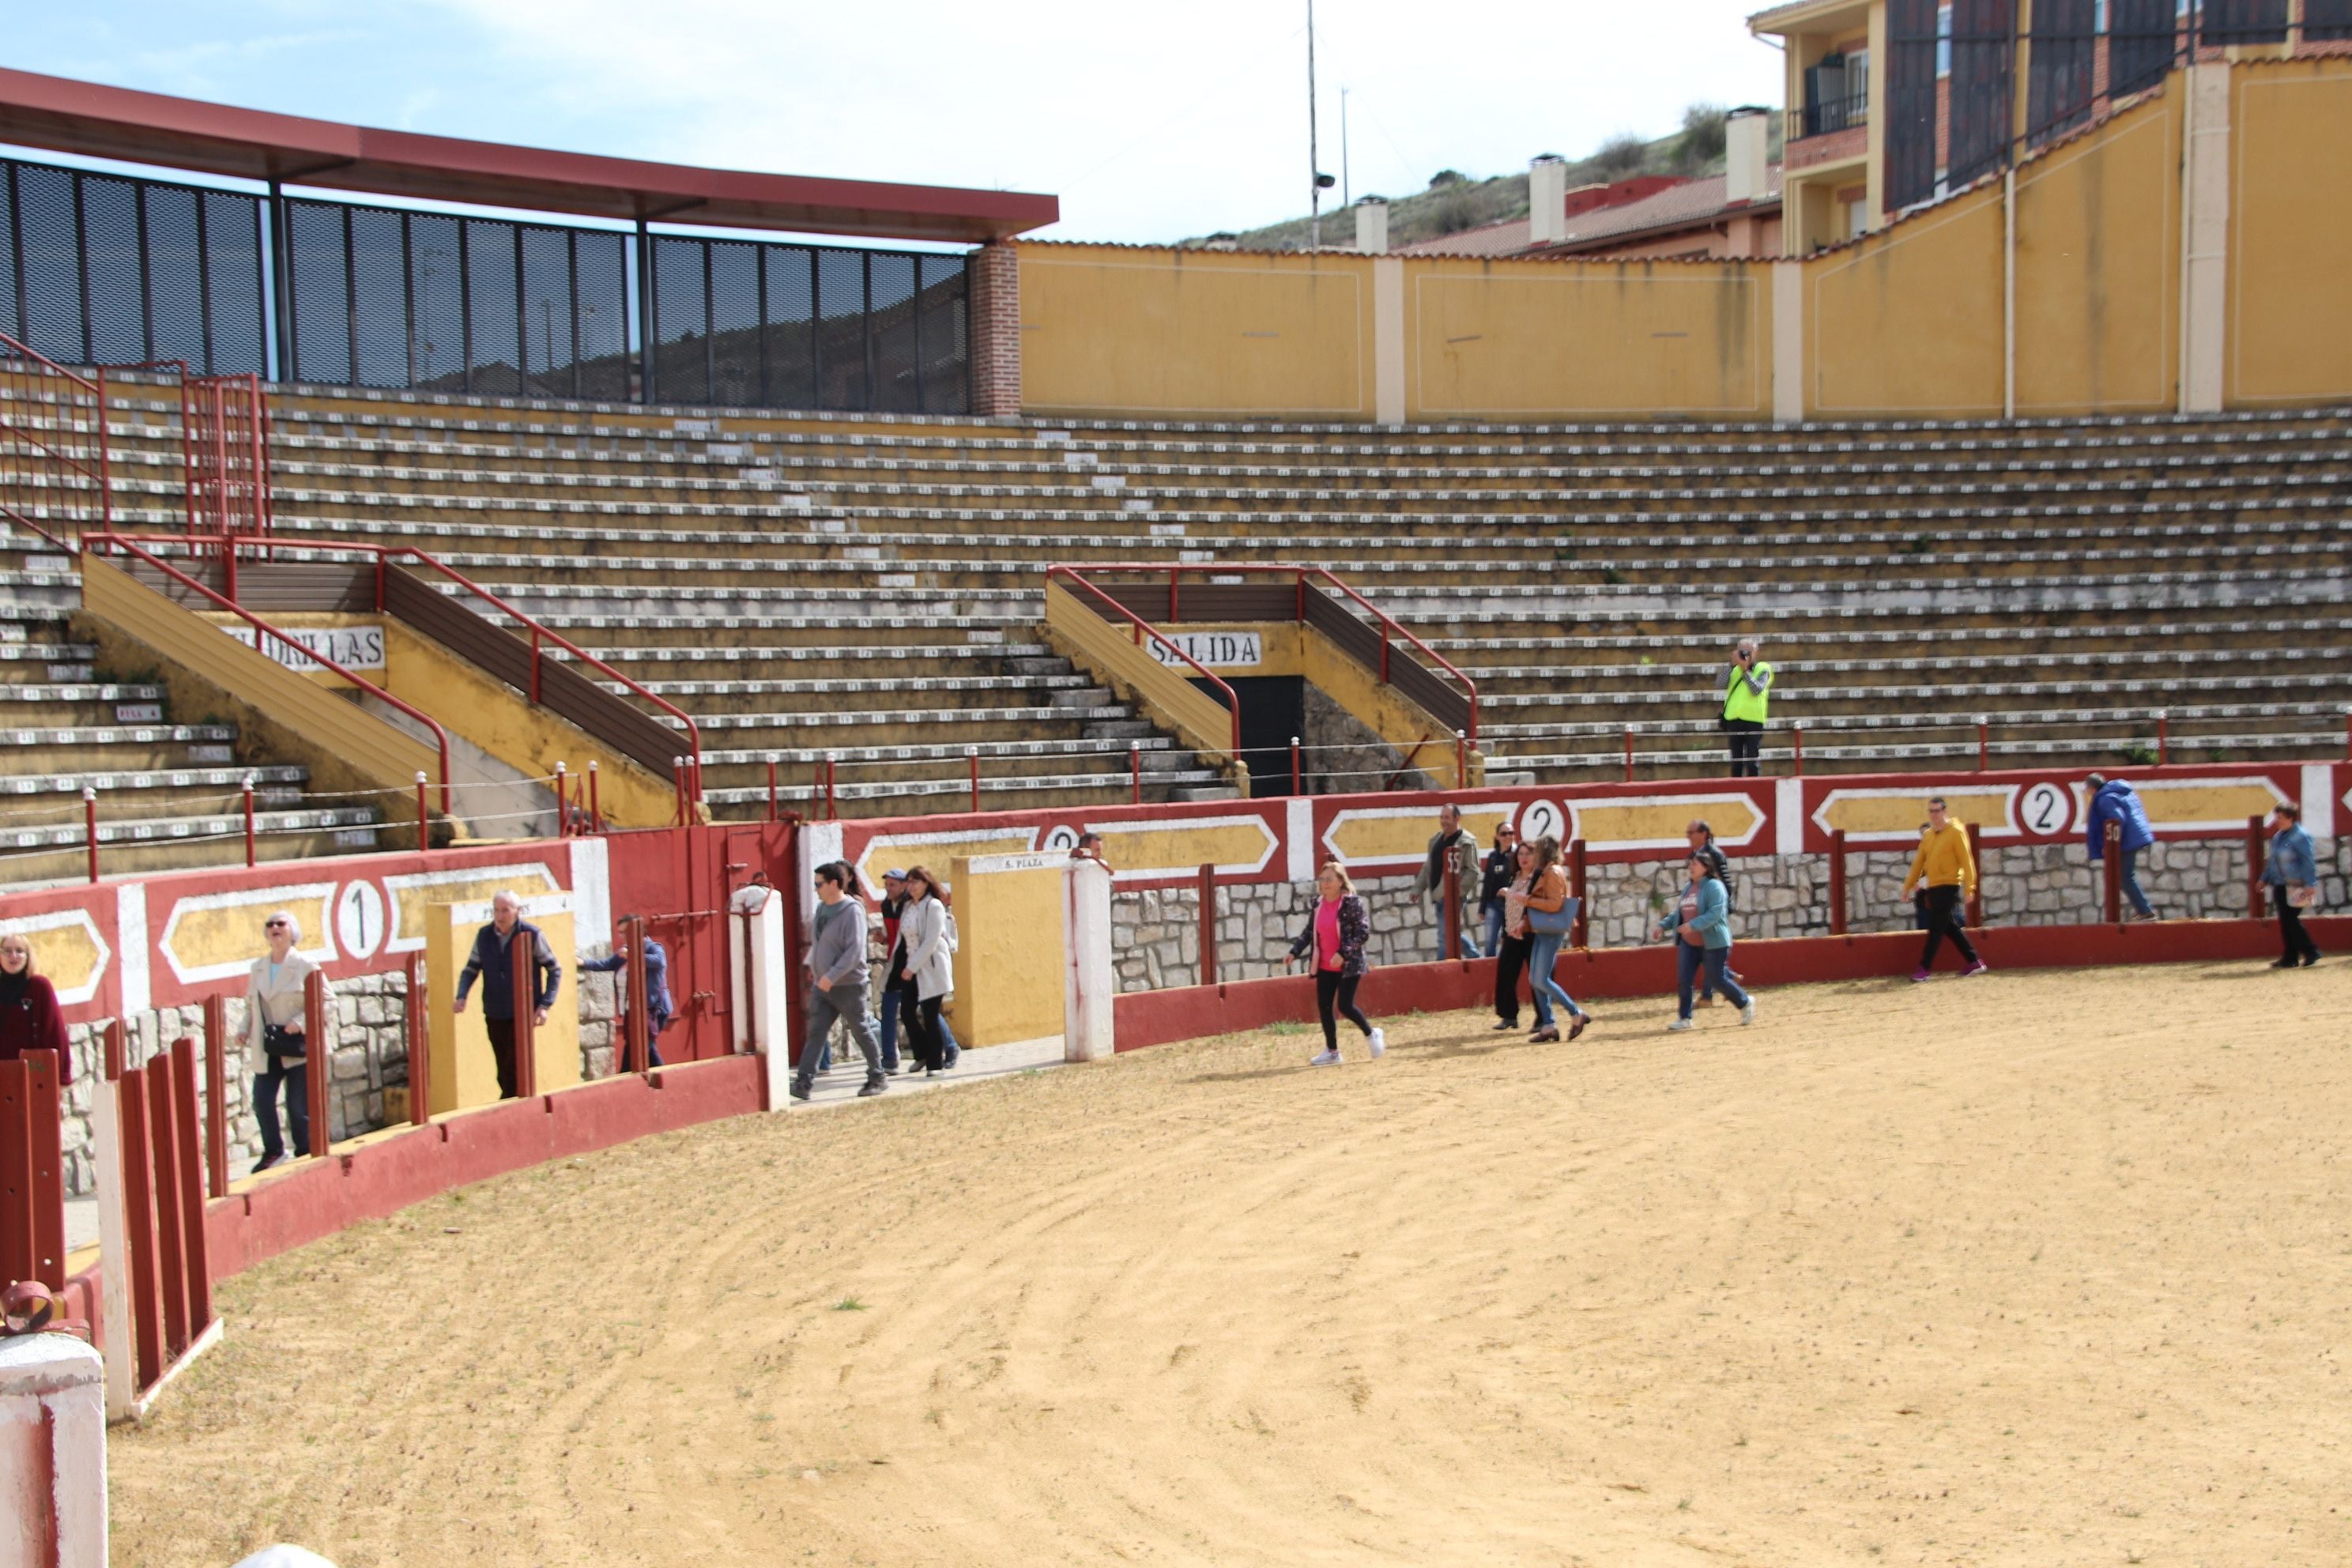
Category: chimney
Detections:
[
  {"x1": 1528, "y1": 155, "x2": 1568, "y2": 247},
  {"x1": 1354, "y1": 196, "x2": 1389, "y2": 254},
  {"x1": 1726, "y1": 107, "x2": 1770, "y2": 206}
]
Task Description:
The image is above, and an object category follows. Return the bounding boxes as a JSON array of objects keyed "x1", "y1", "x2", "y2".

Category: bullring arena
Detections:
[{"x1": 2, "y1": 9, "x2": 2352, "y2": 1566}]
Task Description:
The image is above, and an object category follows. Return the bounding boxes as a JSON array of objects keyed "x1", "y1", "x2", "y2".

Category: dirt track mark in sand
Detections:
[{"x1": 112, "y1": 960, "x2": 2352, "y2": 1566}]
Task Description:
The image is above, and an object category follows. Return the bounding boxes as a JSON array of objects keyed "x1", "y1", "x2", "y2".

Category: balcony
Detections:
[{"x1": 1793, "y1": 91, "x2": 1869, "y2": 139}]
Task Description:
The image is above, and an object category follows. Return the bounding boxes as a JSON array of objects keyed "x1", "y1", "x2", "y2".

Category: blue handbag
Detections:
[{"x1": 1525, "y1": 897, "x2": 1580, "y2": 936}]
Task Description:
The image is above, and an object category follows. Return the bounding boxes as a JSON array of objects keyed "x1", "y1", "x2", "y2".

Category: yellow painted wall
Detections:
[
  {"x1": 1406, "y1": 257, "x2": 1770, "y2": 419},
  {"x1": 1019, "y1": 243, "x2": 1374, "y2": 418},
  {"x1": 2012, "y1": 90, "x2": 2180, "y2": 413},
  {"x1": 423, "y1": 903, "x2": 582, "y2": 1113},
  {"x1": 948, "y1": 854, "x2": 1064, "y2": 1049},
  {"x1": 1807, "y1": 181, "x2": 2007, "y2": 416},
  {"x1": 2229, "y1": 57, "x2": 2352, "y2": 406}
]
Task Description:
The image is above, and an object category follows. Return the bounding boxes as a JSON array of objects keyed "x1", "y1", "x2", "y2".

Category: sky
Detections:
[{"x1": 6, "y1": 2, "x2": 1790, "y2": 246}]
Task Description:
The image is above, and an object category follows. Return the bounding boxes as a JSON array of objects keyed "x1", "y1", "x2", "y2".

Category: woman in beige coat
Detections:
[{"x1": 247, "y1": 909, "x2": 328, "y2": 1173}]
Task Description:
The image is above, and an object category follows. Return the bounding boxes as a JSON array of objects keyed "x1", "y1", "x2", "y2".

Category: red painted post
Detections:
[
  {"x1": 2247, "y1": 813, "x2": 2266, "y2": 919},
  {"x1": 1977, "y1": 716, "x2": 1989, "y2": 772},
  {"x1": 1623, "y1": 725, "x2": 1634, "y2": 782},
  {"x1": 403, "y1": 952, "x2": 431, "y2": 1125},
  {"x1": 1966, "y1": 821, "x2": 1984, "y2": 929},
  {"x1": 1130, "y1": 741, "x2": 1142, "y2": 805},
  {"x1": 674, "y1": 757, "x2": 689, "y2": 827},
  {"x1": 824, "y1": 755, "x2": 839, "y2": 822},
  {"x1": 2156, "y1": 710, "x2": 2169, "y2": 767},
  {"x1": 554, "y1": 762, "x2": 569, "y2": 835},
  {"x1": 1197, "y1": 863, "x2": 1219, "y2": 989},
  {"x1": 116, "y1": 1065, "x2": 165, "y2": 1393},
  {"x1": 241, "y1": 775, "x2": 257, "y2": 867},
  {"x1": 303, "y1": 968, "x2": 332, "y2": 1159},
  {"x1": 624, "y1": 915, "x2": 651, "y2": 1075},
  {"x1": 1291, "y1": 736, "x2": 1302, "y2": 795},
  {"x1": 1829, "y1": 829, "x2": 1849, "y2": 937},
  {"x1": 1443, "y1": 858, "x2": 1462, "y2": 963},
  {"x1": 765, "y1": 758, "x2": 778, "y2": 824},
  {"x1": 511, "y1": 934, "x2": 539, "y2": 1101},
  {"x1": 415, "y1": 771, "x2": 430, "y2": 853},
  {"x1": 588, "y1": 760, "x2": 601, "y2": 831},
  {"x1": 968, "y1": 747, "x2": 981, "y2": 812},
  {"x1": 84, "y1": 786, "x2": 98, "y2": 884},
  {"x1": 1569, "y1": 837, "x2": 1589, "y2": 950},
  {"x1": 1792, "y1": 722, "x2": 1804, "y2": 776},
  {"x1": 2103, "y1": 820, "x2": 2123, "y2": 924},
  {"x1": 22, "y1": 1050, "x2": 65, "y2": 1291},
  {"x1": 1455, "y1": 729, "x2": 1468, "y2": 790},
  {"x1": 145, "y1": 1046, "x2": 190, "y2": 1355},
  {"x1": 169, "y1": 1037, "x2": 213, "y2": 1336},
  {"x1": 201, "y1": 994, "x2": 229, "y2": 1199}
]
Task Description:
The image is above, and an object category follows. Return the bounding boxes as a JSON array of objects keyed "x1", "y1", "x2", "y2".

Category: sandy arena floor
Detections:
[{"x1": 113, "y1": 959, "x2": 2351, "y2": 1567}]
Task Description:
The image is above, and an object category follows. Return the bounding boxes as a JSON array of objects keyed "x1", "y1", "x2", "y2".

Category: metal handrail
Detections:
[
  {"x1": 1049, "y1": 562, "x2": 1481, "y2": 744},
  {"x1": 81, "y1": 533, "x2": 706, "y2": 801},
  {"x1": 82, "y1": 533, "x2": 454, "y2": 811},
  {"x1": 0, "y1": 330, "x2": 109, "y2": 553},
  {"x1": 1044, "y1": 565, "x2": 1243, "y2": 756}
]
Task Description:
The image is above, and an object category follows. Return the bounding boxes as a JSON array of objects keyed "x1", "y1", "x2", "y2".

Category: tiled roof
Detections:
[{"x1": 1399, "y1": 166, "x2": 1784, "y2": 258}]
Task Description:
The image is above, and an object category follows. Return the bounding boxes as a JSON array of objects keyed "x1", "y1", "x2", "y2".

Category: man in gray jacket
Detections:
[{"x1": 790, "y1": 861, "x2": 888, "y2": 1102}]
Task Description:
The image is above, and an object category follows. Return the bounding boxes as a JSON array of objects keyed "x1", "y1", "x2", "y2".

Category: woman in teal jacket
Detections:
[{"x1": 1652, "y1": 855, "x2": 1755, "y2": 1031}]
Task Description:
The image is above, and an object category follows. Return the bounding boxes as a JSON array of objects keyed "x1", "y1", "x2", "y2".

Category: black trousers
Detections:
[
  {"x1": 484, "y1": 1016, "x2": 521, "y2": 1099},
  {"x1": 904, "y1": 994, "x2": 948, "y2": 1070},
  {"x1": 1315, "y1": 969, "x2": 1371, "y2": 1050},
  {"x1": 1494, "y1": 933, "x2": 1532, "y2": 1024},
  {"x1": 1725, "y1": 719, "x2": 1764, "y2": 778},
  {"x1": 1918, "y1": 884, "x2": 1980, "y2": 971},
  {"x1": 2275, "y1": 885, "x2": 2322, "y2": 963}
]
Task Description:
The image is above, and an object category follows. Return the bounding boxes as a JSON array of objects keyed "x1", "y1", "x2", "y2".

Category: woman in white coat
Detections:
[
  {"x1": 894, "y1": 865, "x2": 957, "y2": 1076},
  {"x1": 247, "y1": 909, "x2": 329, "y2": 1173}
]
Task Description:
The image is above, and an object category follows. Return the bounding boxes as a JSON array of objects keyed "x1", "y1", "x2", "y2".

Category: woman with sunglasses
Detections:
[
  {"x1": 0, "y1": 932, "x2": 70, "y2": 1082},
  {"x1": 247, "y1": 910, "x2": 328, "y2": 1173}
]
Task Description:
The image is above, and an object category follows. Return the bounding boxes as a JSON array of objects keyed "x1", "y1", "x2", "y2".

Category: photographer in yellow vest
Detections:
[{"x1": 1721, "y1": 638, "x2": 1773, "y2": 778}]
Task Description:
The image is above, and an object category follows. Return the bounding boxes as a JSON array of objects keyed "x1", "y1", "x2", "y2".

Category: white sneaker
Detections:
[
  {"x1": 1309, "y1": 1049, "x2": 1342, "y2": 1066},
  {"x1": 1367, "y1": 1027, "x2": 1386, "y2": 1059},
  {"x1": 1667, "y1": 1018, "x2": 1694, "y2": 1032},
  {"x1": 1740, "y1": 1001, "x2": 1757, "y2": 1026}
]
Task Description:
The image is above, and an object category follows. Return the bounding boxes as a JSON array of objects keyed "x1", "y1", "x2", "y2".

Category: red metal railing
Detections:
[
  {"x1": 83, "y1": 533, "x2": 455, "y2": 810},
  {"x1": 0, "y1": 330, "x2": 109, "y2": 552},
  {"x1": 1045, "y1": 565, "x2": 1244, "y2": 756},
  {"x1": 183, "y1": 372, "x2": 272, "y2": 538},
  {"x1": 1048, "y1": 562, "x2": 1481, "y2": 744}
]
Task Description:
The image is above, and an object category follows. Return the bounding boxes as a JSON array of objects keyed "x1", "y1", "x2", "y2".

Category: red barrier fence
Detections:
[
  {"x1": 97, "y1": 1021, "x2": 217, "y2": 1408},
  {"x1": 0, "y1": 330, "x2": 107, "y2": 552},
  {"x1": 0, "y1": 1048, "x2": 66, "y2": 1293}
]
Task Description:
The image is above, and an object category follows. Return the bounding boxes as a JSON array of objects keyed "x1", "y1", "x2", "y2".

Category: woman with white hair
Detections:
[{"x1": 247, "y1": 909, "x2": 327, "y2": 1174}]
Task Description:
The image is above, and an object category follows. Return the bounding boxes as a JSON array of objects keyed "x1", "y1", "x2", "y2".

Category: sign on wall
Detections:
[
  {"x1": 220, "y1": 623, "x2": 386, "y2": 674},
  {"x1": 1145, "y1": 631, "x2": 1262, "y2": 670}
]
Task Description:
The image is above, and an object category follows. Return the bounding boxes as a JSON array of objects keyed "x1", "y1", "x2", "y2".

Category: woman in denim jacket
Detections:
[{"x1": 1652, "y1": 855, "x2": 1756, "y2": 1031}]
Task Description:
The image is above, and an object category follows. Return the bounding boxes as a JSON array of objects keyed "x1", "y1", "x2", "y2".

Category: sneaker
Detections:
[
  {"x1": 1667, "y1": 1018, "x2": 1694, "y2": 1032},
  {"x1": 857, "y1": 1080, "x2": 888, "y2": 1099},
  {"x1": 1740, "y1": 1001, "x2": 1756, "y2": 1026},
  {"x1": 1959, "y1": 960, "x2": 1990, "y2": 978},
  {"x1": 1909, "y1": 968, "x2": 1932, "y2": 983},
  {"x1": 788, "y1": 1082, "x2": 811, "y2": 1102},
  {"x1": 1309, "y1": 1049, "x2": 1342, "y2": 1066},
  {"x1": 1367, "y1": 1027, "x2": 1386, "y2": 1059}
]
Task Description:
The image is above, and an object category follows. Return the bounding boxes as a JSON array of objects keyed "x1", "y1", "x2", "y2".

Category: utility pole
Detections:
[{"x1": 1307, "y1": 0, "x2": 1321, "y2": 252}]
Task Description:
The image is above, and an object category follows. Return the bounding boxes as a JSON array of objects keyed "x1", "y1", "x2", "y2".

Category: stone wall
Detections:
[
  {"x1": 55, "y1": 960, "x2": 623, "y2": 1198},
  {"x1": 1109, "y1": 835, "x2": 2345, "y2": 994},
  {"x1": 1300, "y1": 683, "x2": 1440, "y2": 794}
]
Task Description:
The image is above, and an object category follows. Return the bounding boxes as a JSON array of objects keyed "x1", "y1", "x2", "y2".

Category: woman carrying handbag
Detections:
[
  {"x1": 1521, "y1": 836, "x2": 1590, "y2": 1043},
  {"x1": 1652, "y1": 856, "x2": 1755, "y2": 1031}
]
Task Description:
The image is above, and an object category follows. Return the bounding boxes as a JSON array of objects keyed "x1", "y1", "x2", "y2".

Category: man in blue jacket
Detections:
[
  {"x1": 453, "y1": 889, "x2": 563, "y2": 1099},
  {"x1": 2083, "y1": 774, "x2": 2157, "y2": 921},
  {"x1": 2260, "y1": 804, "x2": 2323, "y2": 968},
  {"x1": 580, "y1": 926, "x2": 671, "y2": 1069}
]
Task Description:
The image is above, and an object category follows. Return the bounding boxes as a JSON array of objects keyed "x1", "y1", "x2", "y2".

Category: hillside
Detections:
[{"x1": 1190, "y1": 106, "x2": 1783, "y2": 252}]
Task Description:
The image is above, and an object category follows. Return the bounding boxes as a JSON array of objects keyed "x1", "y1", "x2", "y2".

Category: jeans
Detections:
[
  {"x1": 876, "y1": 986, "x2": 903, "y2": 1070},
  {"x1": 2274, "y1": 884, "x2": 2321, "y2": 963},
  {"x1": 1314, "y1": 968, "x2": 1372, "y2": 1050},
  {"x1": 254, "y1": 1062, "x2": 309, "y2": 1159},
  {"x1": 1676, "y1": 943, "x2": 1750, "y2": 1020},
  {"x1": 1480, "y1": 904, "x2": 1505, "y2": 959},
  {"x1": 796, "y1": 985, "x2": 883, "y2": 1092},
  {"x1": 1431, "y1": 900, "x2": 1479, "y2": 960},
  {"x1": 1494, "y1": 933, "x2": 1532, "y2": 1024},
  {"x1": 1527, "y1": 932, "x2": 1577, "y2": 1028},
  {"x1": 1918, "y1": 884, "x2": 1980, "y2": 971},
  {"x1": 2117, "y1": 846, "x2": 2154, "y2": 918},
  {"x1": 1725, "y1": 719, "x2": 1764, "y2": 778}
]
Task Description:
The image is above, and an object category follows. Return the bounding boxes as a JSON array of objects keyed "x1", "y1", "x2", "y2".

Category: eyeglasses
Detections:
[{"x1": 265, "y1": 920, "x2": 288, "y2": 929}]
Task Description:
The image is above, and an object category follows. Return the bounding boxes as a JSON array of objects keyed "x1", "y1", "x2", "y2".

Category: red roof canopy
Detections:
[{"x1": 0, "y1": 67, "x2": 1057, "y2": 244}]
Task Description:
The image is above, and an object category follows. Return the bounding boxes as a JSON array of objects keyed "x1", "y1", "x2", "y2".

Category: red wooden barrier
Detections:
[
  {"x1": 511, "y1": 937, "x2": 539, "y2": 1099},
  {"x1": 169, "y1": 1037, "x2": 213, "y2": 1334},
  {"x1": 1568, "y1": 837, "x2": 1589, "y2": 950},
  {"x1": 623, "y1": 914, "x2": 652, "y2": 1075},
  {"x1": 202, "y1": 994, "x2": 230, "y2": 1198},
  {"x1": 1828, "y1": 829, "x2": 1849, "y2": 937},
  {"x1": 404, "y1": 952, "x2": 432, "y2": 1125},
  {"x1": 2246, "y1": 814, "x2": 2266, "y2": 919},
  {"x1": 1966, "y1": 822, "x2": 1984, "y2": 929},
  {"x1": 146, "y1": 1046, "x2": 191, "y2": 1356},
  {"x1": 116, "y1": 1057, "x2": 164, "y2": 1393},
  {"x1": 2103, "y1": 821, "x2": 2123, "y2": 925},
  {"x1": 303, "y1": 968, "x2": 332, "y2": 1157},
  {"x1": 1197, "y1": 864, "x2": 1219, "y2": 989},
  {"x1": 0, "y1": 1049, "x2": 66, "y2": 1292}
]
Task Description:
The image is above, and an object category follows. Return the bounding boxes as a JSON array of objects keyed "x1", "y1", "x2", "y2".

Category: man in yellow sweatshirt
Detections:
[{"x1": 1900, "y1": 797, "x2": 1988, "y2": 982}]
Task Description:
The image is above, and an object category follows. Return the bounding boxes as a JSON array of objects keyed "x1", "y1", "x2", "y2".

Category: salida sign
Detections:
[
  {"x1": 222, "y1": 622, "x2": 387, "y2": 673},
  {"x1": 1145, "y1": 631, "x2": 1262, "y2": 669}
]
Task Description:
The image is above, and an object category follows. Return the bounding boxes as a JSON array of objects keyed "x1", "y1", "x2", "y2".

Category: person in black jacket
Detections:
[
  {"x1": 1686, "y1": 820, "x2": 1743, "y2": 1007},
  {"x1": 452, "y1": 889, "x2": 563, "y2": 1099},
  {"x1": 1476, "y1": 821, "x2": 1518, "y2": 957}
]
